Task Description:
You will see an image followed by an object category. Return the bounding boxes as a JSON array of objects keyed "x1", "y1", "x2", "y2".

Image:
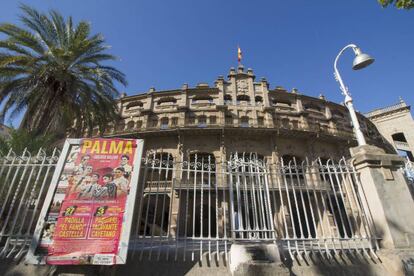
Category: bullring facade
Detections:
[{"x1": 96, "y1": 65, "x2": 388, "y2": 160}]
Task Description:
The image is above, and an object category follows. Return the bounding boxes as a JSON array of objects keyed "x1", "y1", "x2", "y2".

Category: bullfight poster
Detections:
[{"x1": 26, "y1": 138, "x2": 144, "y2": 265}]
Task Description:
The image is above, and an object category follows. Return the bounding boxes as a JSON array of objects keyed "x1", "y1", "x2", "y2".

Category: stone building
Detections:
[
  {"x1": 85, "y1": 66, "x2": 397, "y2": 263},
  {"x1": 2, "y1": 66, "x2": 414, "y2": 275},
  {"x1": 366, "y1": 98, "x2": 414, "y2": 161},
  {"x1": 96, "y1": 65, "x2": 387, "y2": 161}
]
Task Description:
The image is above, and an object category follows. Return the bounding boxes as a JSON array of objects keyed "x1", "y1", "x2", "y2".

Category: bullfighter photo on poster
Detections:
[{"x1": 26, "y1": 138, "x2": 144, "y2": 265}]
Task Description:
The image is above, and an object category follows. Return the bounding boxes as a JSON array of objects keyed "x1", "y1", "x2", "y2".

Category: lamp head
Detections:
[{"x1": 352, "y1": 47, "x2": 375, "y2": 70}]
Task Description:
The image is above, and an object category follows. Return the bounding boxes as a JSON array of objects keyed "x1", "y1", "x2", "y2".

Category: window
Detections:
[
  {"x1": 255, "y1": 96, "x2": 263, "y2": 105},
  {"x1": 148, "y1": 117, "x2": 158, "y2": 128},
  {"x1": 210, "y1": 116, "x2": 216, "y2": 125},
  {"x1": 136, "y1": 121, "x2": 143, "y2": 129},
  {"x1": 240, "y1": 116, "x2": 249, "y2": 127},
  {"x1": 224, "y1": 94, "x2": 232, "y2": 105},
  {"x1": 257, "y1": 116, "x2": 264, "y2": 126},
  {"x1": 126, "y1": 121, "x2": 135, "y2": 130},
  {"x1": 192, "y1": 95, "x2": 213, "y2": 104},
  {"x1": 157, "y1": 97, "x2": 177, "y2": 105},
  {"x1": 126, "y1": 101, "x2": 143, "y2": 109},
  {"x1": 304, "y1": 103, "x2": 322, "y2": 112},
  {"x1": 160, "y1": 117, "x2": 169, "y2": 129},
  {"x1": 237, "y1": 95, "x2": 250, "y2": 105},
  {"x1": 392, "y1": 132, "x2": 407, "y2": 143},
  {"x1": 187, "y1": 114, "x2": 196, "y2": 125},
  {"x1": 198, "y1": 116, "x2": 207, "y2": 128}
]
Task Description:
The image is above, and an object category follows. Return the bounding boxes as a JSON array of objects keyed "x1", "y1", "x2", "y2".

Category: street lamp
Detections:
[{"x1": 334, "y1": 44, "x2": 375, "y2": 146}]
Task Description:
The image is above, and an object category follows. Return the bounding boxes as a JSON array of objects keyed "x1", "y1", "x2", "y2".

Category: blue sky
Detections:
[{"x1": 1, "y1": 0, "x2": 414, "y2": 125}]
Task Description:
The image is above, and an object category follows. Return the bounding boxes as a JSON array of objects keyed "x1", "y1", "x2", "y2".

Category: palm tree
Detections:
[
  {"x1": 0, "y1": 5, "x2": 127, "y2": 137},
  {"x1": 0, "y1": 128, "x2": 56, "y2": 155}
]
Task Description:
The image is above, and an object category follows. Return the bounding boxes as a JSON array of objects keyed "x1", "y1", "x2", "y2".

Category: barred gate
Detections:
[
  {"x1": 0, "y1": 148, "x2": 60, "y2": 260},
  {"x1": 130, "y1": 152, "x2": 379, "y2": 262},
  {"x1": 0, "y1": 149, "x2": 378, "y2": 262}
]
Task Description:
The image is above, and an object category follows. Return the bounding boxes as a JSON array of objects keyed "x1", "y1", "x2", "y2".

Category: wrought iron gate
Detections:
[
  {"x1": 228, "y1": 153, "x2": 275, "y2": 240},
  {"x1": 0, "y1": 149, "x2": 379, "y2": 262}
]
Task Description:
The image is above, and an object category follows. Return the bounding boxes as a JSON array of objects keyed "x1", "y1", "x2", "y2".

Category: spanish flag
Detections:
[{"x1": 237, "y1": 46, "x2": 242, "y2": 63}]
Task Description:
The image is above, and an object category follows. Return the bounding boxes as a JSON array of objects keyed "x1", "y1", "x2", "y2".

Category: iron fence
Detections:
[
  {"x1": 130, "y1": 152, "x2": 379, "y2": 262},
  {"x1": 0, "y1": 149, "x2": 378, "y2": 263},
  {"x1": 0, "y1": 148, "x2": 60, "y2": 260}
]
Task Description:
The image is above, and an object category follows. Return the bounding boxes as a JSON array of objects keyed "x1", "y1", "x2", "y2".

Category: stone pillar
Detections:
[{"x1": 350, "y1": 144, "x2": 414, "y2": 249}]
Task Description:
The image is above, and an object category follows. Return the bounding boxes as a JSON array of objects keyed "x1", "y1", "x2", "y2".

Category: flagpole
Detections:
[{"x1": 237, "y1": 45, "x2": 242, "y2": 67}]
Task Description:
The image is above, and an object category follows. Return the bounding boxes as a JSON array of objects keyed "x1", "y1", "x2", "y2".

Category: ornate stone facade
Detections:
[{"x1": 94, "y1": 65, "x2": 387, "y2": 161}]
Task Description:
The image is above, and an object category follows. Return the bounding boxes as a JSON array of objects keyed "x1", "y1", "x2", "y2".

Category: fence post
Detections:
[{"x1": 350, "y1": 144, "x2": 414, "y2": 249}]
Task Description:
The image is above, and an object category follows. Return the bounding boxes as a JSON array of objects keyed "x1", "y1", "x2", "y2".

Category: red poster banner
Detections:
[{"x1": 37, "y1": 138, "x2": 139, "y2": 265}]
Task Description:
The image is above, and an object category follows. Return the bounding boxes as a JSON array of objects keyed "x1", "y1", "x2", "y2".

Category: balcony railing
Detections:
[
  {"x1": 108, "y1": 117, "x2": 356, "y2": 139},
  {"x1": 365, "y1": 101, "x2": 407, "y2": 118}
]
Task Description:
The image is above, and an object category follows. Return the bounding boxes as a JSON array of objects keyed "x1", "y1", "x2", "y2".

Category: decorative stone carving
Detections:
[{"x1": 236, "y1": 79, "x2": 248, "y2": 93}]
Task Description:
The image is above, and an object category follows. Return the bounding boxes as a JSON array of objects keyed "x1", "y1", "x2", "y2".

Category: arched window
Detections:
[
  {"x1": 160, "y1": 117, "x2": 169, "y2": 129},
  {"x1": 136, "y1": 121, "x2": 143, "y2": 129},
  {"x1": 192, "y1": 95, "x2": 213, "y2": 103},
  {"x1": 224, "y1": 94, "x2": 232, "y2": 105},
  {"x1": 255, "y1": 96, "x2": 263, "y2": 105},
  {"x1": 237, "y1": 95, "x2": 250, "y2": 104},
  {"x1": 126, "y1": 101, "x2": 143, "y2": 109},
  {"x1": 126, "y1": 120, "x2": 135, "y2": 130},
  {"x1": 140, "y1": 152, "x2": 174, "y2": 236},
  {"x1": 157, "y1": 97, "x2": 177, "y2": 105},
  {"x1": 240, "y1": 116, "x2": 249, "y2": 127}
]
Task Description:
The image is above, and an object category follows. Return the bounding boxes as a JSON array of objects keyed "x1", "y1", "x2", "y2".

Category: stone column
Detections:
[{"x1": 350, "y1": 144, "x2": 414, "y2": 249}]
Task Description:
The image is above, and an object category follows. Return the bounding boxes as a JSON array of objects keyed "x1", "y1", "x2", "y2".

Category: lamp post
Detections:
[{"x1": 334, "y1": 44, "x2": 375, "y2": 146}]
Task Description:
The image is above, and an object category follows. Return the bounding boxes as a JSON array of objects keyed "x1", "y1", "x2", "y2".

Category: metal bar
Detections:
[
  {"x1": 140, "y1": 152, "x2": 156, "y2": 260},
  {"x1": 191, "y1": 154, "x2": 197, "y2": 261},
  {"x1": 132, "y1": 154, "x2": 149, "y2": 259},
  {"x1": 16, "y1": 149, "x2": 58, "y2": 260},
  {"x1": 200, "y1": 154, "x2": 204, "y2": 261}
]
